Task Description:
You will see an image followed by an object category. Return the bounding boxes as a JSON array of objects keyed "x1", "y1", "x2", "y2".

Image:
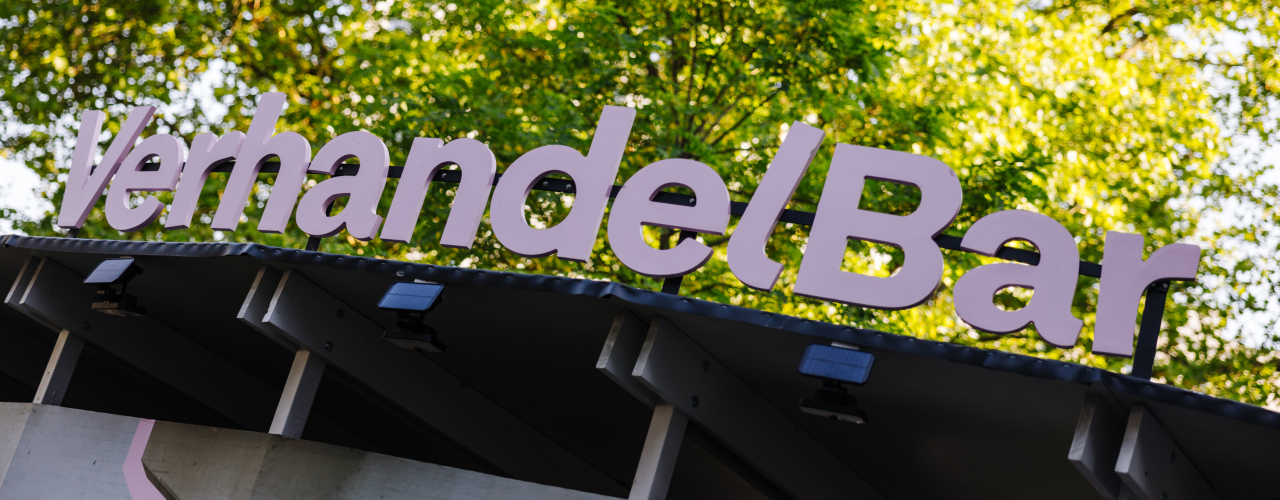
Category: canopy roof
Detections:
[{"x1": 0, "y1": 235, "x2": 1276, "y2": 499}]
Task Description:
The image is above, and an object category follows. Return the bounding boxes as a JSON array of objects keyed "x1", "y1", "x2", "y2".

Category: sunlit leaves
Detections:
[{"x1": 4, "y1": 0, "x2": 1280, "y2": 407}]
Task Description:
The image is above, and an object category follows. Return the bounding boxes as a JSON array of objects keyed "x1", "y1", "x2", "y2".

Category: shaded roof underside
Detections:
[{"x1": 1, "y1": 235, "x2": 1277, "y2": 499}]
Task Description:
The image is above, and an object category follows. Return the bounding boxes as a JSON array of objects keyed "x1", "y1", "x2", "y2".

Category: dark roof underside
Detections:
[{"x1": 1, "y1": 235, "x2": 1277, "y2": 499}]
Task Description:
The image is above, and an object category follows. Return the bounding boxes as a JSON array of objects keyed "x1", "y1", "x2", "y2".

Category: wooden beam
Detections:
[
  {"x1": 6, "y1": 257, "x2": 278, "y2": 430},
  {"x1": 242, "y1": 267, "x2": 626, "y2": 497},
  {"x1": 628, "y1": 404, "x2": 687, "y2": 500},
  {"x1": 1116, "y1": 405, "x2": 1220, "y2": 500},
  {"x1": 32, "y1": 329, "x2": 84, "y2": 406},
  {"x1": 268, "y1": 349, "x2": 325, "y2": 439},
  {"x1": 596, "y1": 310, "x2": 658, "y2": 407},
  {"x1": 4, "y1": 256, "x2": 57, "y2": 332},
  {"x1": 632, "y1": 316, "x2": 884, "y2": 500},
  {"x1": 1068, "y1": 393, "x2": 1132, "y2": 499}
]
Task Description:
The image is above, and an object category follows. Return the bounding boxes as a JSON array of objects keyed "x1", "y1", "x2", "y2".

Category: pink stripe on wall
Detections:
[{"x1": 123, "y1": 419, "x2": 167, "y2": 500}]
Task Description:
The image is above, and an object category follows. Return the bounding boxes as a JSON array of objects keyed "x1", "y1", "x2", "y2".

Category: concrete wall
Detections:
[
  {"x1": 0, "y1": 403, "x2": 137, "y2": 500},
  {"x1": 0, "y1": 403, "x2": 617, "y2": 500}
]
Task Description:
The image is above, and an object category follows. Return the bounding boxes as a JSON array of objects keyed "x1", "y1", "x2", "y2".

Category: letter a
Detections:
[{"x1": 953, "y1": 210, "x2": 1083, "y2": 347}]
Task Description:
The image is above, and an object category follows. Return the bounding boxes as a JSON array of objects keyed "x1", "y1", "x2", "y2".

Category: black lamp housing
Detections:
[
  {"x1": 84, "y1": 257, "x2": 146, "y2": 317},
  {"x1": 377, "y1": 281, "x2": 446, "y2": 353},
  {"x1": 797, "y1": 343, "x2": 874, "y2": 424}
]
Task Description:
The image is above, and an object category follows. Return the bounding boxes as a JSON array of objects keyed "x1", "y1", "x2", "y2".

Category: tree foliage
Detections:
[{"x1": 3, "y1": 0, "x2": 1279, "y2": 406}]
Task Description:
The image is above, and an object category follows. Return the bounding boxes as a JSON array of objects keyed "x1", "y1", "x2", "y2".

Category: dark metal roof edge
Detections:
[{"x1": 6, "y1": 235, "x2": 1278, "y2": 431}]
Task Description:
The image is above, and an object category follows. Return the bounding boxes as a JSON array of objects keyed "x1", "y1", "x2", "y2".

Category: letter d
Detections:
[{"x1": 489, "y1": 106, "x2": 635, "y2": 261}]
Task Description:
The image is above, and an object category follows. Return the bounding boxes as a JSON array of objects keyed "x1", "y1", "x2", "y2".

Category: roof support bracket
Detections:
[
  {"x1": 1116, "y1": 405, "x2": 1220, "y2": 500},
  {"x1": 628, "y1": 404, "x2": 687, "y2": 500},
  {"x1": 5, "y1": 256, "x2": 279, "y2": 430},
  {"x1": 1069, "y1": 394, "x2": 1133, "y2": 499},
  {"x1": 597, "y1": 311, "x2": 686, "y2": 500},
  {"x1": 597, "y1": 310, "x2": 659, "y2": 407},
  {"x1": 1070, "y1": 395, "x2": 1220, "y2": 500},
  {"x1": 5, "y1": 256, "x2": 58, "y2": 332},
  {"x1": 240, "y1": 266, "x2": 625, "y2": 496},
  {"x1": 624, "y1": 315, "x2": 883, "y2": 500},
  {"x1": 268, "y1": 348, "x2": 325, "y2": 439},
  {"x1": 33, "y1": 329, "x2": 84, "y2": 406}
]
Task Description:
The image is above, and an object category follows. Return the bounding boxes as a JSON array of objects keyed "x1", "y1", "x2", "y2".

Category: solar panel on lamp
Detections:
[
  {"x1": 377, "y1": 282, "x2": 444, "y2": 312},
  {"x1": 798, "y1": 344, "x2": 875, "y2": 385},
  {"x1": 83, "y1": 258, "x2": 141, "y2": 285}
]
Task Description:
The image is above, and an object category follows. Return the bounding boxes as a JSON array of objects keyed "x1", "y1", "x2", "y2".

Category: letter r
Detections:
[{"x1": 1093, "y1": 231, "x2": 1200, "y2": 357}]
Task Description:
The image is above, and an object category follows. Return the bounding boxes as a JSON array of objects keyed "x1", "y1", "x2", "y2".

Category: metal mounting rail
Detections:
[
  {"x1": 116, "y1": 160, "x2": 1169, "y2": 375},
  {"x1": 135, "y1": 160, "x2": 1101, "y2": 275}
]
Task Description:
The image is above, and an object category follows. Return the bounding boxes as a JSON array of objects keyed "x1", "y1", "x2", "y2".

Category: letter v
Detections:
[{"x1": 57, "y1": 106, "x2": 157, "y2": 230}]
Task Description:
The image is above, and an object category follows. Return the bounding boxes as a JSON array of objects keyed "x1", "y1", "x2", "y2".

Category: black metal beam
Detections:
[
  {"x1": 1130, "y1": 281, "x2": 1170, "y2": 380},
  {"x1": 303, "y1": 201, "x2": 337, "y2": 252},
  {"x1": 129, "y1": 160, "x2": 1166, "y2": 364},
  {"x1": 659, "y1": 231, "x2": 697, "y2": 295},
  {"x1": 144, "y1": 160, "x2": 1102, "y2": 277}
]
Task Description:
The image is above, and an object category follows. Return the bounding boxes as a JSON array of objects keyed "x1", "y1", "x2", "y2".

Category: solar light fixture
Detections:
[
  {"x1": 377, "y1": 281, "x2": 446, "y2": 353},
  {"x1": 84, "y1": 257, "x2": 146, "y2": 317},
  {"x1": 797, "y1": 343, "x2": 874, "y2": 424}
]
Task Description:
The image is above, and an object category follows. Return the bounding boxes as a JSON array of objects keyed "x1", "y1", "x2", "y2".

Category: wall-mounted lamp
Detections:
[
  {"x1": 797, "y1": 343, "x2": 874, "y2": 424},
  {"x1": 84, "y1": 257, "x2": 146, "y2": 317},
  {"x1": 377, "y1": 281, "x2": 446, "y2": 353}
]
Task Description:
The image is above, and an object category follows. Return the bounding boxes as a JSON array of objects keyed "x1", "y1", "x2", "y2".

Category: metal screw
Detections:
[
  {"x1": 324, "y1": 341, "x2": 334, "y2": 351},
  {"x1": 688, "y1": 197, "x2": 695, "y2": 204},
  {"x1": 541, "y1": 180, "x2": 548, "y2": 186},
  {"x1": 691, "y1": 396, "x2": 700, "y2": 408},
  {"x1": 566, "y1": 183, "x2": 573, "y2": 190},
  {"x1": 336, "y1": 308, "x2": 345, "y2": 319},
  {"x1": 702, "y1": 360, "x2": 710, "y2": 372},
  {"x1": 81, "y1": 321, "x2": 90, "y2": 330}
]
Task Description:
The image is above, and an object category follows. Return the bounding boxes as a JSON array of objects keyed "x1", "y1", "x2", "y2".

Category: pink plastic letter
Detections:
[
  {"x1": 294, "y1": 131, "x2": 390, "y2": 240},
  {"x1": 952, "y1": 210, "x2": 1084, "y2": 347},
  {"x1": 56, "y1": 107, "x2": 156, "y2": 229},
  {"x1": 793, "y1": 144, "x2": 962, "y2": 309},
  {"x1": 606, "y1": 159, "x2": 730, "y2": 278},
  {"x1": 124, "y1": 419, "x2": 165, "y2": 500},
  {"x1": 489, "y1": 106, "x2": 636, "y2": 261},
  {"x1": 380, "y1": 137, "x2": 496, "y2": 247},
  {"x1": 727, "y1": 122, "x2": 824, "y2": 290},
  {"x1": 105, "y1": 134, "x2": 186, "y2": 232},
  {"x1": 1092, "y1": 231, "x2": 1200, "y2": 357},
  {"x1": 211, "y1": 92, "x2": 312, "y2": 233},
  {"x1": 166, "y1": 131, "x2": 246, "y2": 229}
]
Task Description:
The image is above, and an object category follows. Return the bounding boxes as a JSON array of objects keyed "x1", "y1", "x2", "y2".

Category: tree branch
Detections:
[
  {"x1": 1118, "y1": 32, "x2": 1149, "y2": 60},
  {"x1": 706, "y1": 89, "x2": 779, "y2": 147},
  {"x1": 687, "y1": 280, "x2": 739, "y2": 296},
  {"x1": 1099, "y1": 7, "x2": 1141, "y2": 37}
]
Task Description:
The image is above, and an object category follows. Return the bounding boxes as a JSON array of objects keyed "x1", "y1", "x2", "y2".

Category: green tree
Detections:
[{"x1": 3, "y1": 0, "x2": 1279, "y2": 406}]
